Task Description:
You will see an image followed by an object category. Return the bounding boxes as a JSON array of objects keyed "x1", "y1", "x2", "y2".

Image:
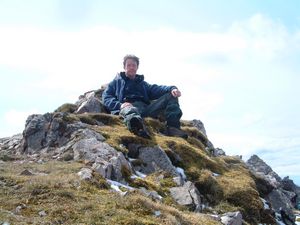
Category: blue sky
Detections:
[{"x1": 1, "y1": 0, "x2": 300, "y2": 185}]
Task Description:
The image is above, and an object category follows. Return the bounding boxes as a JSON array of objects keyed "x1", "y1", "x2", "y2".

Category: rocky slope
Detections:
[{"x1": 0, "y1": 87, "x2": 299, "y2": 225}]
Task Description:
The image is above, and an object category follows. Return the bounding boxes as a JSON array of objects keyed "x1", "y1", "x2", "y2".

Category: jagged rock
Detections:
[
  {"x1": 169, "y1": 181, "x2": 202, "y2": 212},
  {"x1": 210, "y1": 147, "x2": 226, "y2": 157},
  {"x1": 76, "y1": 93, "x2": 105, "y2": 114},
  {"x1": 72, "y1": 137, "x2": 131, "y2": 182},
  {"x1": 251, "y1": 172, "x2": 275, "y2": 197},
  {"x1": 247, "y1": 155, "x2": 281, "y2": 187},
  {"x1": 266, "y1": 189, "x2": 295, "y2": 222},
  {"x1": 221, "y1": 211, "x2": 242, "y2": 225},
  {"x1": 190, "y1": 119, "x2": 207, "y2": 136},
  {"x1": 188, "y1": 119, "x2": 216, "y2": 151},
  {"x1": 0, "y1": 134, "x2": 23, "y2": 152},
  {"x1": 281, "y1": 176, "x2": 300, "y2": 207},
  {"x1": 75, "y1": 89, "x2": 108, "y2": 114},
  {"x1": 134, "y1": 146, "x2": 177, "y2": 176},
  {"x1": 282, "y1": 176, "x2": 300, "y2": 193},
  {"x1": 21, "y1": 113, "x2": 87, "y2": 154}
]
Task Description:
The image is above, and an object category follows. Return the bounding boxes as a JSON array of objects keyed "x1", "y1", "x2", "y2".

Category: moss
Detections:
[
  {"x1": 121, "y1": 165, "x2": 132, "y2": 181},
  {"x1": 186, "y1": 136, "x2": 206, "y2": 150},
  {"x1": 62, "y1": 113, "x2": 80, "y2": 123},
  {"x1": 94, "y1": 125, "x2": 154, "y2": 152},
  {"x1": 55, "y1": 103, "x2": 77, "y2": 113},
  {"x1": 162, "y1": 140, "x2": 226, "y2": 180},
  {"x1": 144, "y1": 117, "x2": 166, "y2": 134},
  {"x1": 77, "y1": 113, "x2": 121, "y2": 126},
  {"x1": 77, "y1": 114, "x2": 99, "y2": 125},
  {"x1": 213, "y1": 201, "x2": 240, "y2": 214},
  {"x1": 194, "y1": 170, "x2": 224, "y2": 205},
  {"x1": 0, "y1": 152, "x2": 18, "y2": 161},
  {"x1": 217, "y1": 169, "x2": 263, "y2": 224},
  {"x1": 183, "y1": 127, "x2": 208, "y2": 144}
]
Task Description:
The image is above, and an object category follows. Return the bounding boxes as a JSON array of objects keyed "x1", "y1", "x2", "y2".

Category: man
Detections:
[{"x1": 102, "y1": 54, "x2": 187, "y2": 139}]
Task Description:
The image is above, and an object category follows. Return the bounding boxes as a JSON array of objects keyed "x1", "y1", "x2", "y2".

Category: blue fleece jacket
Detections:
[{"x1": 102, "y1": 72, "x2": 176, "y2": 114}]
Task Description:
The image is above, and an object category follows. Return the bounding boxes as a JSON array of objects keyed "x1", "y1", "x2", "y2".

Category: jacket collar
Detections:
[{"x1": 119, "y1": 72, "x2": 144, "y2": 82}]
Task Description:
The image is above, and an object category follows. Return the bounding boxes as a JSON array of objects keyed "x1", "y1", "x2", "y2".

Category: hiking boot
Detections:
[
  {"x1": 167, "y1": 126, "x2": 188, "y2": 139},
  {"x1": 129, "y1": 117, "x2": 151, "y2": 139}
]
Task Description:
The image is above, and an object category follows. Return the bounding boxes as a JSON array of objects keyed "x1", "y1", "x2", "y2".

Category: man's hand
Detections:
[
  {"x1": 120, "y1": 102, "x2": 133, "y2": 109},
  {"x1": 171, "y1": 89, "x2": 181, "y2": 97}
]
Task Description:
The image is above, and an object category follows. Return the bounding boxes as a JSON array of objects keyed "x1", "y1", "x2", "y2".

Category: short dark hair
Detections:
[{"x1": 123, "y1": 54, "x2": 139, "y2": 68}]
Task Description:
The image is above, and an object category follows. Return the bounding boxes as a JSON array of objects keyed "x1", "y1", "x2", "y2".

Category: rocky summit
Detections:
[{"x1": 1, "y1": 87, "x2": 300, "y2": 225}]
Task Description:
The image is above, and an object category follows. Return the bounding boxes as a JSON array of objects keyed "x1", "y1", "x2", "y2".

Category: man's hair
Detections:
[{"x1": 123, "y1": 54, "x2": 139, "y2": 68}]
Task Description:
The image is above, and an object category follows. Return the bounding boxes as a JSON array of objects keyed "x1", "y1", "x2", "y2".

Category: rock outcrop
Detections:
[
  {"x1": 247, "y1": 154, "x2": 299, "y2": 224},
  {"x1": 1, "y1": 88, "x2": 299, "y2": 225}
]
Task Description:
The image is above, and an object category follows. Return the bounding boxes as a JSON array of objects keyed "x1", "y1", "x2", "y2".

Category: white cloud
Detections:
[
  {"x1": 228, "y1": 14, "x2": 290, "y2": 61},
  {"x1": 1, "y1": 14, "x2": 300, "y2": 182},
  {"x1": 4, "y1": 109, "x2": 37, "y2": 126}
]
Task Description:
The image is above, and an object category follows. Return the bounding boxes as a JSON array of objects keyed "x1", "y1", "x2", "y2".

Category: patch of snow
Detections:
[
  {"x1": 135, "y1": 171, "x2": 147, "y2": 178},
  {"x1": 176, "y1": 167, "x2": 186, "y2": 180},
  {"x1": 260, "y1": 198, "x2": 270, "y2": 210},
  {"x1": 296, "y1": 215, "x2": 300, "y2": 225},
  {"x1": 106, "y1": 179, "x2": 135, "y2": 191}
]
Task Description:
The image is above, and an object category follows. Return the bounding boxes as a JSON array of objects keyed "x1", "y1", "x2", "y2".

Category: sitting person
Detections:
[{"x1": 102, "y1": 54, "x2": 187, "y2": 139}]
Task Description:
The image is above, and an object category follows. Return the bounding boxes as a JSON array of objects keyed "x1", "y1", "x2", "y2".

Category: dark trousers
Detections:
[{"x1": 120, "y1": 93, "x2": 182, "y2": 129}]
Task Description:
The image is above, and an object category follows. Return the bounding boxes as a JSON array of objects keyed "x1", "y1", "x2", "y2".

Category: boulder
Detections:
[
  {"x1": 133, "y1": 146, "x2": 177, "y2": 176},
  {"x1": 73, "y1": 137, "x2": 131, "y2": 183},
  {"x1": 247, "y1": 155, "x2": 281, "y2": 187},
  {"x1": 169, "y1": 181, "x2": 202, "y2": 212},
  {"x1": 221, "y1": 211, "x2": 242, "y2": 225},
  {"x1": 266, "y1": 189, "x2": 295, "y2": 222},
  {"x1": 21, "y1": 113, "x2": 87, "y2": 154},
  {"x1": 75, "y1": 88, "x2": 108, "y2": 114}
]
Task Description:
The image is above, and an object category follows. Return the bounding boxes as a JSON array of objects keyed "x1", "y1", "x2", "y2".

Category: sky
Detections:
[{"x1": 0, "y1": 0, "x2": 300, "y2": 185}]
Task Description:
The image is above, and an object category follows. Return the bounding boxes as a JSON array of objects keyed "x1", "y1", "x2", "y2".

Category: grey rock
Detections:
[
  {"x1": 170, "y1": 181, "x2": 202, "y2": 212},
  {"x1": 76, "y1": 95, "x2": 103, "y2": 114},
  {"x1": 73, "y1": 138, "x2": 131, "y2": 182},
  {"x1": 139, "y1": 187, "x2": 163, "y2": 201},
  {"x1": 247, "y1": 155, "x2": 282, "y2": 187},
  {"x1": 136, "y1": 146, "x2": 177, "y2": 176},
  {"x1": 38, "y1": 210, "x2": 47, "y2": 217},
  {"x1": 21, "y1": 112, "x2": 87, "y2": 154},
  {"x1": 75, "y1": 89, "x2": 108, "y2": 114},
  {"x1": 190, "y1": 119, "x2": 207, "y2": 136},
  {"x1": 173, "y1": 176, "x2": 184, "y2": 186},
  {"x1": 15, "y1": 203, "x2": 26, "y2": 214},
  {"x1": 77, "y1": 168, "x2": 93, "y2": 180},
  {"x1": 221, "y1": 211, "x2": 242, "y2": 225},
  {"x1": 211, "y1": 147, "x2": 226, "y2": 157},
  {"x1": 266, "y1": 189, "x2": 295, "y2": 221},
  {"x1": 20, "y1": 169, "x2": 33, "y2": 176}
]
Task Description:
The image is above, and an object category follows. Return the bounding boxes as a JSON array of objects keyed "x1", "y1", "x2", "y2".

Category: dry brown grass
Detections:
[{"x1": 0, "y1": 160, "x2": 221, "y2": 225}]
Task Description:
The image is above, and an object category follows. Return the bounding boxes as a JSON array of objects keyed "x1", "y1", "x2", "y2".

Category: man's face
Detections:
[{"x1": 124, "y1": 58, "x2": 138, "y2": 79}]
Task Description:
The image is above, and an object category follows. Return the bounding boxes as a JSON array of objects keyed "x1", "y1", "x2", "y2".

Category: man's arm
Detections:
[
  {"x1": 145, "y1": 82, "x2": 179, "y2": 100},
  {"x1": 102, "y1": 80, "x2": 122, "y2": 113}
]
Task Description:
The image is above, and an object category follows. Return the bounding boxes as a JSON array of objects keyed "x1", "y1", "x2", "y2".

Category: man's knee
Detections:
[{"x1": 120, "y1": 105, "x2": 140, "y2": 117}]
